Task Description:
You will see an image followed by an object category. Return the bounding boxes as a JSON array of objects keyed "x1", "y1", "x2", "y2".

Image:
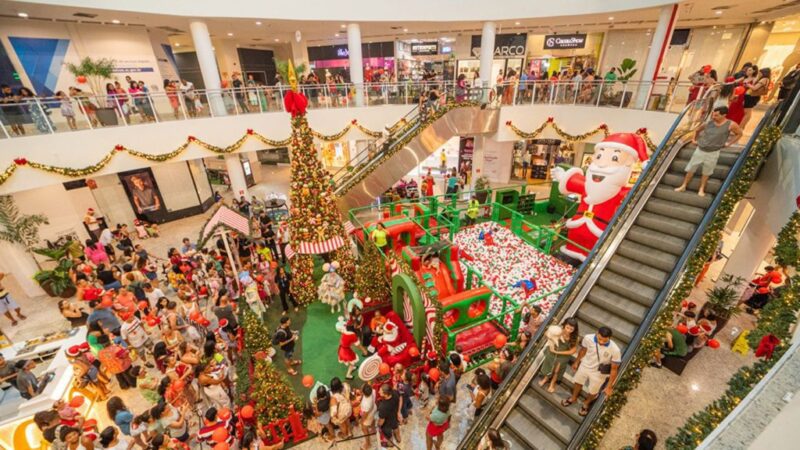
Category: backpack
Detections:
[{"x1": 272, "y1": 328, "x2": 287, "y2": 346}]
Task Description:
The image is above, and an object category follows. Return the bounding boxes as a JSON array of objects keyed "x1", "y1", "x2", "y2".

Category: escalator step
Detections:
[
  {"x1": 587, "y1": 284, "x2": 650, "y2": 324},
  {"x1": 528, "y1": 382, "x2": 584, "y2": 423},
  {"x1": 653, "y1": 186, "x2": 713, "y2": 209},
  {"x1": 577, "y1": 303, "x2": 637, "y2": 344},
  {"x1": 661, "y1": 173, "x2": 722, "y2": 194},
  {"x1": 618, "y1": 240, "x2": 679, "y2": 272},
  {"x1": 506, "y1": 408, "x2": 566, "y2": 450},
  {"x1": 636, "y1": 212, "x2": 697, "y2": 240},
  {"x1": 596, "y1": 271, "x2": 658, "y2": 307},
  {"x1": 669, "y1": 160, "x2": 732, "y2": 180},
  {"x1": 607, "y1": 255, "x2": 669, "y2": 290},
  {"x1": 628, "y1": 225, "x2": 688, "y2": 256},
  {"x1": 644, "y1": 198, "x2": 705, "y2": 224},
  {"x1": 518, "y1": 390, "x2": 579, "y2": 443},
  {"x1": 500, "y1": 425, "x2": 530, "y2": 450}
]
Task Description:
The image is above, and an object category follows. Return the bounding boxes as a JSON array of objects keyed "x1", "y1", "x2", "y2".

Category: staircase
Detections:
[
  {"x1": 458, "y1": 101, "x2": 780, "y2": 449},
  {"x1": 333, "y1": 104, "x2": 499, "y2": 211},
  {"x1": 498, "y1": 143, "x2": 739, "y2": 449}
]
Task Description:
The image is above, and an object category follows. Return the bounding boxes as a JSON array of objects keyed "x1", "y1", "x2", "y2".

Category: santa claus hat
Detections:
[{"x1": 597, "y1": 133, "x2": 648, "y2": 162}]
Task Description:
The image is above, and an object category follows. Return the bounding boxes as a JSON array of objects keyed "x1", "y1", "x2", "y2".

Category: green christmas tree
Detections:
[
  {"x1": 251, "y1": 359, "x2": 303, "y2": 425},
  {"x1": 355, "y1": 241, "x2": 390, "y2": 302},
  {"x1": 242, "y1": 309, "x2": 272, "y2": 353},
  {"x1": 283, "y1": 61, "x2": 355, "y2": 304}
]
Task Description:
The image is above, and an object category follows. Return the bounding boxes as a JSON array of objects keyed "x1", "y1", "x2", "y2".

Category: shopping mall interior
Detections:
[{"x1": 0, "y1": 0, "x2": 799, "y2": 448}]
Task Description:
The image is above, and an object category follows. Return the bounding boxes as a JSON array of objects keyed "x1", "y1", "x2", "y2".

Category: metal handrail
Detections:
[{"x1": 456, "y1": 94, "x2": 709, "y2": 450}]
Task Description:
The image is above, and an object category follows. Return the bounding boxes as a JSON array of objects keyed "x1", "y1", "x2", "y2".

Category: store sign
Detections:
[
  {"x1": 411, "y1": 41, "x2": 439, "y2": 56},
  {"x1": 471, "y1": 33, "x2": 527, "y2": 57},
  {"x1": 336, "y1": 47, "x2": 349, "y2": 58},
  {"x1": 543, "y1": 34, "x2": 587, "y2": 50},
  {"x1": 308, "y1": 42, "x2": 394, "y2": 61}
]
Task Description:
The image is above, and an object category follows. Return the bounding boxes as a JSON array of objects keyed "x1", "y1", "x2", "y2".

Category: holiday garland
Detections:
[
  {"x1": 581, "y1": 126, "x2": 782, "y2": 449},
  {"x1": 506, "y1": 118, "x2": 658, "y2": 152},
  {"x1": 0, "y1": 121, "x2": 395, "y2": 187},
  {"x1": 773, "y1": 210, "x2": 800, "y2": 270}
]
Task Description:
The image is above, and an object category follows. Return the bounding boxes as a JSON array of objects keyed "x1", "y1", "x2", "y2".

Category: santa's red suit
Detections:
[
  {"x1": 371, "y1": 311, "x2": 415, "y2": 367},
  {"x1": 556, "y1": 133, "x2": 649, "y2": 261}
]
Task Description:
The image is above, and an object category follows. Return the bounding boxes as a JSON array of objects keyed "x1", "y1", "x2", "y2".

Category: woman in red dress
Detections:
[
  {"x1": 726, "y1": 85, "x2": 746, "y2": 125},
  {"x1": 337, "y1": 321, "x2": 360, "y2": 380},
  {"x1": 424, "y1": 169, "x2": 435, "y2": 197}
]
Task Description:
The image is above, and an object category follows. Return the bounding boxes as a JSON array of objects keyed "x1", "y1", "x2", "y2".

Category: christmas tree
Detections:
[
  {"x1": 283, "y1": 61, "x2": 355, "y2": 304},
  {"x1": 242, "y1": 309, "x2": 272, "y2": 354},
  {"x1": 355, "y1": 241, "x2": 390, "y2": 303},
  {"x1": 251, "y1": 359, "x2": 303, "y2": 425}
]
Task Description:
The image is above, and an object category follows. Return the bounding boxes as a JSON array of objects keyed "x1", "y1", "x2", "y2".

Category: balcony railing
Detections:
[{"x1": 0, "y1": 80, "x2": 698, "y2": 139}]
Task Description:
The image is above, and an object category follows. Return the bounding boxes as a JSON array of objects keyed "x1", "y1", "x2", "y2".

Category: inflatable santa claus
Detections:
[
  {"x1": 371, "y1": 311, "x2": 416, "y2": 367},
  {"x1": 551, "y1": 132, "x2": 648, "y2": 261}
]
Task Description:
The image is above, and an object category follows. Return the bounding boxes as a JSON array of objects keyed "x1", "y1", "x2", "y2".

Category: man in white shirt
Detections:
[
  {"x1": 98, "y1": 227, "x2": 116, "y2": 261},
  {"x1": 561, "y1": 327, "x2": 621, "y2": 416},
  {"x1": 143, "y1": 283, "x2": 165, "y2": 309},
  {"x1": 119, "y1": 312, "x2": 153, "y2": 366}
]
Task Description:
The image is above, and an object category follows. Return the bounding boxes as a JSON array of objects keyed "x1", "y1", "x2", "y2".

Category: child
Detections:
[
  {"x1": 133, "y1": 220, "x2": 149, "y2": 240},
  {"x1": 417, "y1": 372, "x2": 431, "y2": 405},
  {"x1": 56, "y1": 91, "x2": 77, "y2": 130}
]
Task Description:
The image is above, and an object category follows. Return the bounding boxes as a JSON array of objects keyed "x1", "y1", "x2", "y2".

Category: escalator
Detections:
[
  {"x1": 458, "y1": 103, "x2": 779, "y2": 449},
  {"x1": 332, "y1": 103, "x2": 499, "y2": 212}
]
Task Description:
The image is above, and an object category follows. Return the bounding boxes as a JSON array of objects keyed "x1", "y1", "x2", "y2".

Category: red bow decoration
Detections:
[
  {"x1": 246, "y1": 129, "x2": 254, "y2": 135},
  {"x1": 637, "y1": 127, "x2": 648, "y2": 134},
  {"x1": 187, "y1": 136, "x2": 196, "y2": 142},
  {"x1": 114, "y1": 145, "x2": 124, "y2": 152},
  {"x1": 351, "y1": 119, "x2": 358, "y2": 125},
  {"x1": 505, "y1": 120, "x2": 512, "y2": 126},
  {"x1": 755, "y1": 334, "x2": 780, "y2": 359},
  {"x1": 283, "y1": 91, "x2": 308, "y2": 117},
  {"x1": 546, "y1": 117, "x2": 554, "y2": 123},
  {"x1": 599, "y1": 124, "x2": 608, "y2": 130},
  {"x1": 13, "y1": 158, "x2": 27, "y2": 165}
]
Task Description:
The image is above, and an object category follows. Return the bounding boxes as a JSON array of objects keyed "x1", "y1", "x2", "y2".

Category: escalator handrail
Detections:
[
  {"x1": 568, "y1": 103, "x2": 782, "y2": 448},
  {"x1": 456, "y1": 97, "x2": 707, "y2": 450},
  {"x1": 329, "y1": 105, "x2": 421, "y2": 184}
]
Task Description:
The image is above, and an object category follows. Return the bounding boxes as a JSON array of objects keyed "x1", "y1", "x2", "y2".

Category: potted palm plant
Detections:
[
  {"x1": 701, "y1": 273, "x2": 744, "y2": 333},
  {"x1": 32, "y1": 245, "x2": 76, "y2": 298},
  {"x1": 66, "y1": 57, "x2": 118, "y2": 126}
]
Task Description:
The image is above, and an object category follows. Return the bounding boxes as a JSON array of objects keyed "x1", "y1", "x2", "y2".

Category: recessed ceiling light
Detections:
[
  {"x1": 227, "y1": 32, "x2": 234, "y2": 36},
  {"x1": 515, "y1": 21, "x2": 520, "y2": 25},
  {"x1": 111, "y1": 19, "x2": 120, "y2": 24},
  {"x1": 340, "y1": 24, "x2": 346, "y2": 28},
  {"x1": 17, "y1": 12, "x2": 28, "y2": 18},
  {"x1": 403, "y1": 28, "x2": 408, "y2": 32},
  {"x1": 175, "y1": 43, "x2": 181, "y2": 47},
  {"x1": 608, "y1": 16, "x2": 614, "y2": 20},
  {"x1": 715, "y1": 10, "x2": 723, "y2": 15},
  {"x1": 255, "y1": 21, "x2": 262, "y2": 25},
  {"x1": 274, "y1": 38, "x2": 280, "y2": 42},
  {"x1": 335, "y1": 33, "x2": 340, "y2": 37}
]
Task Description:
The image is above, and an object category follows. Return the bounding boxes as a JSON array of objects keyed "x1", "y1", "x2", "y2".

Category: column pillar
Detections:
[
  {"x1": 190, "y1": 21, "x2": 226, "y2": 116},
  {"x1": 290, "y1": 38, "x2": 310, "y2": 70},
  {"x1": 637, "y1": 4, "x2": 678, "y2": 108},
  {"x1": 347, "y1": 23, "x2": 364, "y2": 106},
  {"x1": 225, "y1": 154, "x2": 249, "y2": 199},
  {"x1": 479, "y1": 22, "x2": 496, "y2": 102}
]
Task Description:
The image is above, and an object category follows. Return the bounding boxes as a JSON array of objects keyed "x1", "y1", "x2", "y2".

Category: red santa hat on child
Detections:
[{"x1": 596, "y1": 133, "x2": 649, "y2": 162}]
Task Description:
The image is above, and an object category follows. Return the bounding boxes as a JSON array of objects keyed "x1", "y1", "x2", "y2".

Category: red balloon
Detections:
[
  {"x1": 218, "y1": 407, "x2": 232, "y2": 421},
  {"x1": 138, "y1": 301, "x2": 148, "y2": 311},
  {"x1": 214, "y1": 443, "x2": 230, "y2": 450},
  {"x1": 240, "y1": 405, "x2": 254, "y2": 419},
  {"x1": 428, "y1": 367, "x2": 440, "y2": 382},
  {"x1": 302, "y1": 374, "x2": 314, "y2": 388},
  {"x1": 493, "y1": 333, "x2": 507, "y2": 349},
  {"x1": 199, "y1": 318, "x2": 211, "y2": 327},
  {"x1": 69, "y1": 395, "x2": 85, "y2": 408},
  {"x1": 84, "y1": 418, "x2": 97, "y2": 428},
  {"x1": 408, "y1": 346, "x2": 420, "y2": 358},
  {"x1": 76, "y1": 75, "x2": 87, "y2": 84},
  {"x1": 708, "y1": 339, "x2": 721, "y2": 349},
  {"x1": 189, "y1": 310, "x2": 202, "y2": 321},
  {"x1": 676, "y1": 324, "x2": 688, "y2": 335},
  {"x1": 211, "y1": 427, "x2": 229, "y2": 443},
  {"x1": 254, "y1": 351, "x2": 267, "y2": 361},
  {"x1": 734, "y1": 86, "x2": 746, "y2": 96},
  {"x1": 379, "y1": 363, "x2": 391, "y2": 375}
]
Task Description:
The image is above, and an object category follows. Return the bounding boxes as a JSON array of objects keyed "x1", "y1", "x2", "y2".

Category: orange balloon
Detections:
[
  {"x1": 240, "y1": 405, "x2": 254, "y2": 419},
  {"x1": 408, "y1": 346, "x2": 420, "y2": 358},
  {"x1": 676, "y1": 324, "x2": 688, "y2": 335},
  {"x1": 302, "y1": 374, "x2": 314, "y2": 388},
  {"x1": 212, "y1": 426, "x2": 229, "y2": 443},
  {"x1": 69, "y1": 395, "x2": 85, "y2": 408},
  {"x1": 214, "y1": 443, "x2": 230, "y2": 450},
  {"x1": 254, "y1": 350, "x2": 267, "y2": 360},
  {"x1": 493, "y1": 333, "x2": 507, "y2": 349},
  {"x1": 428, "y1": 367, "x2": 440, "y2": 382},
  {"x1": 84, "y1": 418, "x2": 97, "y2": 428},
  {"x1": 189, "y1": 310, "x2": 202, "y2": 321},
  {"x1": 379, "y1": 363, "x2": 391, "y2": 375},
  {"x1": 708, "y1": 338, "x2": 721, "y2": 349},
  {"x1": 218, "y1": 407, "x2": 232, "y2": 421}
]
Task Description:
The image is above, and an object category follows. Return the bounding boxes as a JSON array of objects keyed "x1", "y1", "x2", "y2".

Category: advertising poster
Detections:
[
  {"x1": 119, "y1": 168, "x2": 166, "y2": 221},
  {"x1": 458, "y1": 137, "x2": 475, "y2": 182}
]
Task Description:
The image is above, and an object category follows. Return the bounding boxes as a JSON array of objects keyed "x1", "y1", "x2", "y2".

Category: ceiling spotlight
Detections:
[
  {"x1": 255, "y1": 21, "x2": 262, "y2": 25},
  {"x1": 17, "y1": 12, "x2": 28, "y2": 18},
  {"x1": 274, "y1": 38, "x2": 280, "y2": 42},
  {"x1": 111, "y1": 19, "x2": 120, "y2": 24},
  {"x1": 175, "y1": 43, "x2": 181, "y2": 47},
  {"x1": 335, "y1": 33, "x2": 340, "y2": 37},
  {"x1": 608, "y1": 16, "x2": 614, "y2": 20},
  {"x1": 340, "y1": 24, "x2": 346, "y2": 28},
  {"x1": 515, "y1": 21, "x2": 520, "y2": 25},
  {"x1": 403, "y1": 28, "x2": 408, "y2": 32},
  {"x1": 227, "y1": 32, "x2": 234, "y2": 36},
  {"x1": 715, "y1": 10, "x2": 723, "y2": 15}
]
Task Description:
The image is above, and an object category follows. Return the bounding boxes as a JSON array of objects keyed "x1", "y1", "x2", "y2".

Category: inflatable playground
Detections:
[{"x1": 349, "y1": 186, "x2": 580, "y2": 367}]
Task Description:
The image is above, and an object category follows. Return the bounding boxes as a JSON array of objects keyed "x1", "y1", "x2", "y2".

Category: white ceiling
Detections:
[{"x1": 1, "y1": 0, "x2": 800, "y2": 50}]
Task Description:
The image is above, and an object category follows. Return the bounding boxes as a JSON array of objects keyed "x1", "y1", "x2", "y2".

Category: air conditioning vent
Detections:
[
  {"x1": 156, "y1": 26, "x2": 185, "y2": 33},
  {"x1": 73, "y1": 12, "x2": 98, "y2": 18}
]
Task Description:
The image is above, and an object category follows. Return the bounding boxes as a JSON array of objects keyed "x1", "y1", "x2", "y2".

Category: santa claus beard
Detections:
[{"x1": 584, "y1": 163, "x2": 632, "y2": 205}]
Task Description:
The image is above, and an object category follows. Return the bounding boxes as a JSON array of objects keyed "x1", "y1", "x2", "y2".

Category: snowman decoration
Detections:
[
  {"x1": 550, "y1": 133, "x2": 648, "y2": 262},
  {"x1": 318, "y1": 261, "x2": 346, "y2": 313}
]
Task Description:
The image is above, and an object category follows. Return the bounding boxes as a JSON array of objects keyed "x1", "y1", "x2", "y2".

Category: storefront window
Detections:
[
  {"x1": 660, "y1": 25, "x2": 747, "y2": 81},
  {"x1": 510, "y1": 139, "x2": 563, "y2": 182}
]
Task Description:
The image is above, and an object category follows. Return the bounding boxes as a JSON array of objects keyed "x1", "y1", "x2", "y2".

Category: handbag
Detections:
[{"x1": 595, "y1": 341, "x2": 612, "y2": 375}]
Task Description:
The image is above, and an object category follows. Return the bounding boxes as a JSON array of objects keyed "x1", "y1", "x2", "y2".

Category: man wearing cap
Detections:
[
  {"x1": 551, "y1": 133, "x2": 649, "y2": 262},
  {"x1": 674, "y1": 106, "x2": 743, "y2": 197}
]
